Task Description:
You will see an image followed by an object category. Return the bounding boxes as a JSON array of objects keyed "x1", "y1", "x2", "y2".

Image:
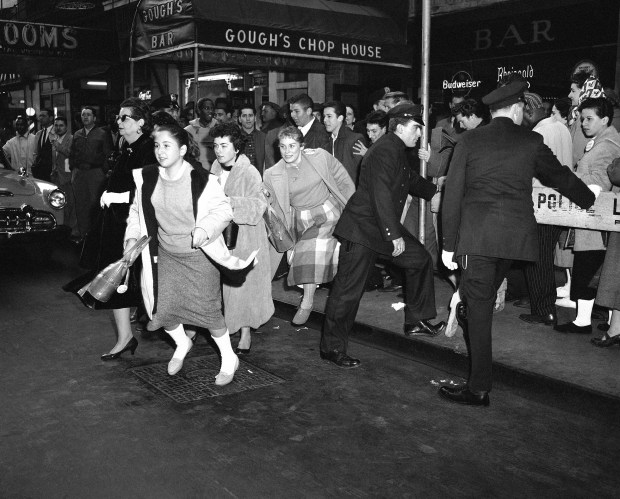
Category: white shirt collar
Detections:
[{"x1": 298, "y1": 117, "x2": 315, "y2": 137}]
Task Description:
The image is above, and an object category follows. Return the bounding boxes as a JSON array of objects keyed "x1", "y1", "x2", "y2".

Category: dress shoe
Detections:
[
  {"x1": 439, "y1": 383, "x2": 467, "y2": 393},
  {"x1": 167, "y1": 339, "x2": 194, "y2": 375},
  {"x1": 519, "y1": 313, "x2": 557, "y2": 326},
  {"x1": 292, "y1": 304, "x2": 312, "y2": 326},
  {"x1": 101, "y1": 337, "x2": 138, "y2": 361},
  {"x1": 554, "y1": 322, "x2": 592, "y2": 334},
  {"x1": 215, "y1": 356, "x2": 239, "y2": 386},
  {"x1": 404, "y1": 320, "x2": 446, "y2": 337},
  {"x1": 438, "y1": 385, "x2": 490, "y2": 407},
  {"x1": 378, "y1": 284, "x2": 403, "y2": 293},
  {"x1": 320, "y1": 350, "x2": 361, "y2": 368},
  {"x1": 234, "y1": 342, "x2": 251, "y2": 355},
  {"x1": 591, "y1": 333, "x2": 620, "y2": 347},
  {"x1": 513, "y1": 297, "x2": 530, "y2": 309}
]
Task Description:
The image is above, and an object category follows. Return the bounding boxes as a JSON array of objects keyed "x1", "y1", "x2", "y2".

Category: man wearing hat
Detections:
[
  {"x1": 439, "y1": 80, "x2": 597, "y2": 406},
  {"x1": 320, "y1": 104, "x2": 445, "y2": 368},
  {"x1": 151, "y1": 94, "x2": 180, "y2": 122}
]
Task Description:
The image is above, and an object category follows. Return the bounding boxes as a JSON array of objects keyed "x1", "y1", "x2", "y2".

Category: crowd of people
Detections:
[{"x1": 2, "y1": 61, "x2": 619, "y2": 403}]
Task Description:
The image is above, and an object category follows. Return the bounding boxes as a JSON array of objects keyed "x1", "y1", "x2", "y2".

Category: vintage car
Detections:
[{"x1": 0, "y1": 167, "x2": 68, "y2": 245}]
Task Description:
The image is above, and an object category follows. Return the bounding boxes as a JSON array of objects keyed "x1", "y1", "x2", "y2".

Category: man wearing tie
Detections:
[
  {"x1": 33, "y1": 109, "x2": 54, "y2": 181},
  {"x1": 50, "y1": 116, "x2": 77, "y2": 237}
]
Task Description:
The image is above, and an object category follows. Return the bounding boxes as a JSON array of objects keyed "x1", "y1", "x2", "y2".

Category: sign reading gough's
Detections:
[
  {"x1": 0, "y1": 20, "x2": 106, "y2": 59},
  {"x1": 533, "y1": 187, "x2": 620, "y2": 231},
  {"x1": 132, "y1": 0, "x2": 412, "y2": 68}
]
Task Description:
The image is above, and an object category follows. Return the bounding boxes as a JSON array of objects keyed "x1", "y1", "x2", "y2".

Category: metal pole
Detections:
[
  {"x1": 418, "y1": 0, "x2": 431, "y2": 244},
  {"x1": 194, "y1": 44, "x2": 199, "y2": 108}
]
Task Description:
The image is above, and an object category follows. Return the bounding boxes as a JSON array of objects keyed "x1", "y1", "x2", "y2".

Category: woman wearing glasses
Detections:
[{"x1": 66, "y1": 97, "x2": 156, "y2": 359}]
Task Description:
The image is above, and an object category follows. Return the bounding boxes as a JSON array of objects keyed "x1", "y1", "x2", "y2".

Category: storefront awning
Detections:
[
  {"x1": 130, "y1": 0, "x2": 412, "y2": 69},
  {"x1": 0, "y1": 19, "x2": 115, "y2": 78}
]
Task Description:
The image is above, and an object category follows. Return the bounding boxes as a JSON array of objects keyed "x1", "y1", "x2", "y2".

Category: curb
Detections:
[{"x1": 274, "y1": 299, "x2": 620, "y2": 422}]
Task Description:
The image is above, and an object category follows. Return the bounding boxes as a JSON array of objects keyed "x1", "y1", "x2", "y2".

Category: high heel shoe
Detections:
[
  {"x1": 234, "y1": 342, "x2": 251, "y2": 355},
  {"x1": 101, "y1": 337, "x2": 138, "y2": 361}
]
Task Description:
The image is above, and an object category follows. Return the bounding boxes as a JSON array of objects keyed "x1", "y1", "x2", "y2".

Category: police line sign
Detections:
[{"x1": 533, "y1": 187, "x2": 620, "y2": 231}]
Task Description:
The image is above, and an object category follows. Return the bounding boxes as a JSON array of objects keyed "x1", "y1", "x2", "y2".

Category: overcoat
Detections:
[
  {"x1": 573, "y1": 124, "x2": 620, "y2": 251},
  {"x1": 334, "y1": 132, "x2": 437, "y2": 257},
  {"x1": 124, "y1": 162, "x2": 233, "y2": 317},
  {"x1": 442, "y1": 117, "x2": 595, "y2": 261},
  {"x1": 211, "y1": 154, "x2": 274, "y2": 332},
  {"x1": 596, "y1": 157, "x2": 620, "y2": 308}
]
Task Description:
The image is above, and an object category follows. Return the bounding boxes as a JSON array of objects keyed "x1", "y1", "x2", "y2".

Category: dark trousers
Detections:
[
  {"x1": 321, "y1": 235, "x2": 436, "y2": 354},
  {"x1": 73, "y1": 168, "x2": 106, "y2": 237},
  {"x1": 460, "y1": 255, "x2": 513, "y2": 392},
  {"x1": 524, "y1": 224, "x2": 562, "y2": 316},
  {"x1": 570, "y1": 250, "x2": 606, "y2": 301}
]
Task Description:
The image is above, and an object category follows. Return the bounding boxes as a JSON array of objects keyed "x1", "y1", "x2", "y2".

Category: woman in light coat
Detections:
[
  {"x1": 210, "y1": 123, "x2": 274, "y2": 354},
  {"x1": 555, "y1": 97, "x2": 620, "y2": 334},
  {"x1": 263, "y1": 126, "x2": 355, "y2": 326}
]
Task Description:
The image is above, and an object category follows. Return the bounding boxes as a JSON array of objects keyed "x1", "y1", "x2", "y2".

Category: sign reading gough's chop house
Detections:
[
  {"x1": 0, "y1": 20, "x2": 106, "y2": 59},
  {"x1": 132, "y1": 0, "x2": 412, "y2": 67}
]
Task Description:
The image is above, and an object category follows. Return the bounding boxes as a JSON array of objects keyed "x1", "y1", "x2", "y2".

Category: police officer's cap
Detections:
[
  {"x1": 387, "y1": 103, "x2": 425, "y2": 126},
  {"x1": 482, "y1": 80, "x2": 528, "y2": 110},
  {"x1": 151, "y1": 93, "x2": 179, "y2": 110}
]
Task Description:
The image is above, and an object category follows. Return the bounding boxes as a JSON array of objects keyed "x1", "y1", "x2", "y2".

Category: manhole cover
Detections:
[{"x1": 131, "y1": 356, "x2": 285, "y2": 403}]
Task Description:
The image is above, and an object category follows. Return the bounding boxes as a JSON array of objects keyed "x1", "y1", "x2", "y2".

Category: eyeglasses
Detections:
[{"x1": 116, "y1": 114, "x2": 138, "y2": 122}]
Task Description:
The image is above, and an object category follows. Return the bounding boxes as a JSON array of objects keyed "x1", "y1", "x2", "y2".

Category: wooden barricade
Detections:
[{"x1": 533, "y1": 187, "x2": 620, "y2": 231}]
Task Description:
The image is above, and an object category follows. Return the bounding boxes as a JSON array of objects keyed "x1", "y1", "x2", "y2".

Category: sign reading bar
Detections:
[
  {"x1": 533, "y1": 187, "x2": 620, "y2": 231},
  {"x1": 131, "y1": 0, "x2": 412, "y2": 68}
]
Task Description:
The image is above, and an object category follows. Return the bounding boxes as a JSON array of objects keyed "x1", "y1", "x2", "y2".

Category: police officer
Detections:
[
  {"x1": 320, "y1": 104, "x2": 445, "y2": 368},
  {"x1": 439, "y1": 80, "x2": 597, "y2": 406}
]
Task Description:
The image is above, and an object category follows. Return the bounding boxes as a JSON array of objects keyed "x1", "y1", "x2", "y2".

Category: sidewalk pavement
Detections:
[{"x1": 271, "y1": 274, "x2": 620, "y2": 404}]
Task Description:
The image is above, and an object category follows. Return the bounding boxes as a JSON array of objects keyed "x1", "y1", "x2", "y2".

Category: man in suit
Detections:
[
  {"x1": 323, "y1": 100, "x2": 365, "y2": 184},
  {"x1": 289, "y1": 93, "x2": 330, "y2": 150},
  {"x1": 238, "y1": 105, "x2": 266, "y2": 176},
  {"x1": 320, "y1": 104, "x2": 446, "y2": 368},
  {"x1": 33, "y1": 108, "x2": 55, "y2": 181},
  {"x1": 439, "y1": 80, "x2": 597, "y2": 406}
]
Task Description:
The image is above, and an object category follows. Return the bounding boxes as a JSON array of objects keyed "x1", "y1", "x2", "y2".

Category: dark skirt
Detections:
[{"x1": 147, "y1": 247, "x2": 225, "y2": 331}]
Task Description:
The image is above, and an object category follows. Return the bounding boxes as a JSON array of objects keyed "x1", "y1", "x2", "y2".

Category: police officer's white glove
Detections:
[
  {"x1": 442, "y1": 250, "x2": 458, "y2": 270},
  {"x1": 587, "y1": 184, "x2": 602, "y2": 199},
  {"x1": 100, "y1": 190, "x2": 130, "y2": 207}
]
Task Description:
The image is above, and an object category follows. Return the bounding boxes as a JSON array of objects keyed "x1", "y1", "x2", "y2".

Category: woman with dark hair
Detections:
[
  {"x1": 551, "y1": 97, "x2": 571, "y2": 127},
  {"x1": 210, "y1": 123, "x2": 273, "y2": 353},
  {"x1": 65, "y1": 97, "x2": 156, "y2": 359},
  {"x1": 125, "y1": 123, "x2": 242, "y2": 384},
  {"x1": 263, "y1": 125, "x2": 355, "y2": 325}
]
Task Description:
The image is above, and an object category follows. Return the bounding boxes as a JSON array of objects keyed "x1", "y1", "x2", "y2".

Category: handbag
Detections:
[
  {"x1": 77, "y1": 236, "x2": 151, "y2": 303},
  {"x1": 223, "y1": 221, "x2": 239, "y2": 250},
  {"x1": 263, "y1": 205, "x2": 294, "y2": 252}
]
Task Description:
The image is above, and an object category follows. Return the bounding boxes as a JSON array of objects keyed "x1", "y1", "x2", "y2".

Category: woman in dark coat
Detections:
[
  {"x1": 65, "y1": 98, "x2": 156, "y2": 359},
  {"x1": 592, "y1": 157, "x2": 620, "y2": 346}
]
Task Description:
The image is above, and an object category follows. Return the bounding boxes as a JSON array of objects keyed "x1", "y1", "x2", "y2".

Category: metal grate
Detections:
[{"x1": 131, "y1": 355, "x2": 285, "y2": 403}]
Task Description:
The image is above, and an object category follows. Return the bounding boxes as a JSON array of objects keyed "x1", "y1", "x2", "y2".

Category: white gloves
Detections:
[
  {"x1": 100, "y1": 190, "x2": 130, "y2": 208},
  {"x1": 587, "y1": 184, "x2": 602, "y2": 199},
  {"x1": 442, "y1": 250, "x2": 458, "y2": 270}
]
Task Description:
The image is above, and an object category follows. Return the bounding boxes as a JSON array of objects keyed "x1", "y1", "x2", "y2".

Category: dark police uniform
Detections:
[
  {"x1": 441, "y1": 81, "x2": 595, "y2": 401},
  {"x1": 321, "y1": 105, "x2": 440, "y2": 364}
]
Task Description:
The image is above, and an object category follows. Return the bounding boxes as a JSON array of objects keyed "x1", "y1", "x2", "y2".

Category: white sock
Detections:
[
  {"x1": 211, "y1": 331, "x2": 237, "y2": 373},
  {"x1": 574, "y1": 299, "x2": 594, "y2": 327},
  {"x1": 165, "y1": 324, "x2": 192, "y2": 360}
]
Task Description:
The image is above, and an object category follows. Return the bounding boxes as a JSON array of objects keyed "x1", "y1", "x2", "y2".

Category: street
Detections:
[{"x1": 1, "y1": 241, "x2": 619, "y2": 498}]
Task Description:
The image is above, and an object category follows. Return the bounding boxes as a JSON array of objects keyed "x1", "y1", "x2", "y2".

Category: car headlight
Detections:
[{"x1": 48, "y1": 189, "x2": 66, "y2": 209}]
